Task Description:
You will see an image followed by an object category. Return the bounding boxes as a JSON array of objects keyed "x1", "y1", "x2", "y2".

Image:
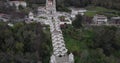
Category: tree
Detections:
[
  {"x1": 72, "y1": 14, "x2": 83, "y2": 28},
  {"x1": 18, "y1": 5, "x2": 24, "y2": 11},
  {"x1": 0, "y1": 22, "x2": 51, "y2": 63}
]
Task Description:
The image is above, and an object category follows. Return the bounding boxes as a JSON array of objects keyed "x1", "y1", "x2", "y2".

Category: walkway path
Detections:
[{"x1": 37, "y1": 0, "x2": 75, "y2": 63}]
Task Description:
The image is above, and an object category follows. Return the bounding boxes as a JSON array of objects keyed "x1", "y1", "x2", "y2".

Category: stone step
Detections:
[{"x1": 55, "y1": 55, "x2": 69, "y2": 63}]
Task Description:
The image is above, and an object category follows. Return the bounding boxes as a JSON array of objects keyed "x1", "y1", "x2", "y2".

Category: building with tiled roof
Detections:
[
  {"x1": 93, "y1": 14, "x2": 108, "y2": 24},
  {"x1": 110, "y1": 17, "x2": 120, "y2": 24}
]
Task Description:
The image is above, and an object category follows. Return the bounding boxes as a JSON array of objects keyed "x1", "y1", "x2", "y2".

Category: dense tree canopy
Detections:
[
  {"x1": 0, "y1": 22, "x2": 51, "y2": 63},
  {"x1": 59, "y1": 0, "x2": 120, "y2": 10},
  {"x1": 72, "y1": 14, "x2": 83, "y2": 28},
  {"x1": 62, "y1": 25, "x2": 120, "y2": 63}
]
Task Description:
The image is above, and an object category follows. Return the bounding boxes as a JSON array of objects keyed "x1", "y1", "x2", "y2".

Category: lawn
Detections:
[
  {"x1": 62, "y1": 26, "x2": 93, "y2": 63},
  {"x1": 85, "y1": 6, "x2": 120, "y2": 17}
]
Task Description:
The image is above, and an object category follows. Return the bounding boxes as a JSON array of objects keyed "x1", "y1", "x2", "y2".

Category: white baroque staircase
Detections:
[{"x1": 46, "y1": 0, "x2": 74, "y2": 63}]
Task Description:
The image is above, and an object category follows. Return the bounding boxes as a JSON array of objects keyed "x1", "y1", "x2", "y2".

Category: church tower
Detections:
[{"x1": 46, "y1": 0, "x2": 56, "y2": 16}]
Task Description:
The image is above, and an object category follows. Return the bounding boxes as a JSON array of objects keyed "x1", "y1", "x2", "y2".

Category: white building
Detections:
[
  {"x1": 38, "y1": 6, "x2": 46, "y2": 15},
  {"x1": 0, "y1": 13, "x2": 10, "y2": 22},
  {"x1": 60, "y1": 20, "x2": 72, "y2": 25},
  {"x1": 70, "y1": 8, "x2": 87, "y2": 18},
  {"x1": 93, "y1": 14, "x2": 108, "y2": 25},
  {"x1": 110, "y1": 16, "x2": 120, "y2": 24},
  {"x1": 58, "y1": 15, "x2": 72, "y2": 25},
  {"x1": 9, "y1": 0, "x2": 27, "y2": 10}
]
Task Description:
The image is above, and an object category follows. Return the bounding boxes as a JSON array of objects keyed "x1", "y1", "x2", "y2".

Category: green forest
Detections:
[
  {"x1": 0, "y1": 22, "x2": 52, "y2": 63},
  {"x1": 60, "y1": 0, "x2": 120, "y2": 10},
  {"x1": 61, "y1": 15, "x2": 120, "y2": 63},
  {"x1": 24, "y1": 0, "x2": 120, "y2": 10},
  {"x1": 57, "y1": 0, "x2": 120, "y2": 14},
  {"x1": 62, "y1": 25, "x2": 120, "y2": 63}
]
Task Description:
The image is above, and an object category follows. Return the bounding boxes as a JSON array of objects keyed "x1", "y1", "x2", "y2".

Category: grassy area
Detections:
[
  {"x1": 85, "y1": 11, "x2": 97, "y2": 17},
  {"x1": 85, "y1": 6, "x2": 120, "y2": 17},
  {"x1": 64, "y1": 36, "x2": 81, "y2": 51},
  {"x1": 62, "y1": 25, "x2": 120, "y2": 63},
  {"x1": 62, "y1": 26, "x2": 91, "y2": 63}
]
